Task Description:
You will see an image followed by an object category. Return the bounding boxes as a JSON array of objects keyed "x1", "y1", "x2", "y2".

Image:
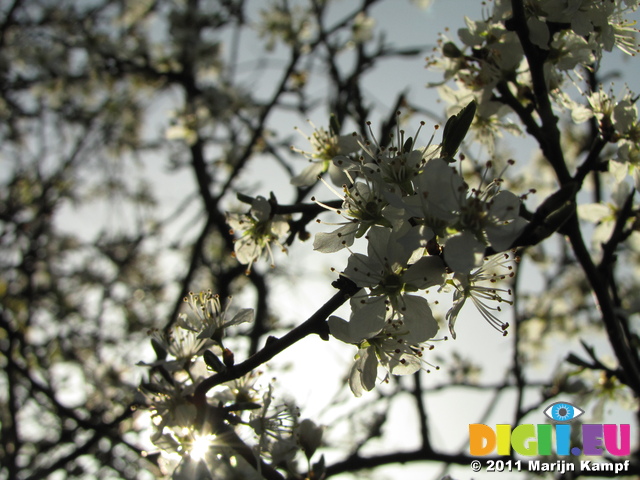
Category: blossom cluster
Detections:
[
  {"x1": 223, "y1": 107, "x2": 523, "y2": 398},
  {"x1": 427, "y1": 0, "x2": 639, "y2": 155},
  {"x1": 226, "y1": 196, "x2": 290, "y2": 275},
  {"x1": 425, "y1": 0, "x2": 640, "y2": 256},
  {"x1": 571, "y1": 86, "x2": 640, "y2": 187},
  {"x1": 290, "y1": 110, "x2": 524, "y2": 395},
  {"x1": 138, "y1": 292, "x2": 323, "y2": 477}
]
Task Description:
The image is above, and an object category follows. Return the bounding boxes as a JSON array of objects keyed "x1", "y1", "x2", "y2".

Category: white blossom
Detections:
[
  {"x1": 181, "y1": 290, "x2": 254, "y2": 341},
  {"x1": 351, "y1": 12, "x2": 376, "y2": 44},
  {"x1": 248, "y1": 383, "x2": 300, "y2": 464},
  {"x1": 445, "y1": 252, "x2": 516, "y2": 339},
  {"x1": 343, "y1": 225, "x2": 445, "y2": 309},
  {"x1": 227, "y1": 196, "x2": 289, "y2": 273},
  {"x1": 410, "y1": 158, "x2": 526, "y2": 270},
  {"x1": 290, "y1": 123, "x2": 359, "y2": 187},
  {"x1": 578, "y1": 181, "x2": 635, "y2": 249},
  {"x1": 312, "y1": 179, "x2": 391, "y2": 252},
  {"x1": 329, "y1": 304, "x2": 438, "y2": 396}
]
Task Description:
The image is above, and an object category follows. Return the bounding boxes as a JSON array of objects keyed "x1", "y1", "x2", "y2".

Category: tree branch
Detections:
[{"x1": 192, "y1": 277, "x2": 359, "y2": 402}]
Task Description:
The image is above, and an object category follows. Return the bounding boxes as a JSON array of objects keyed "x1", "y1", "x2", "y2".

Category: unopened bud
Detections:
[
  {"x1": 203, "y1": 350, "x2": 226, "y2": 373},
  {"x1": 442, "y1": 41, "x2": 463, "y2": 58},
  {"x1": 298, "y1": 419, "x2": 324, "y2": 460},
  {"x1": 223, "y1": 348, "x2": 235, "y2": 367}
]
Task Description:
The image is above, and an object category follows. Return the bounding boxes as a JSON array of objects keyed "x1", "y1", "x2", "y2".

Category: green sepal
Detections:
[
  {"x1": 442, "y1": 41, "x2": 463, "y2": 58},
  {"x1": 329, "y1": 113, "x2": 341, "y2": 134},
  {"x1": 203, "y1": 350, "x2": 226, "y2": 373},
  {"x1": 403, "y1": 136, "x2": 413, "y2": 153},
  {"x1": 441, "y1": 100, "x2": 477, "y2": 160},
  {"x1": 311, "y1": 455, "x2": 327, "y2": 478},
  {"x1": 151, "y1": 338, "x2": 167, "y2": 360}
]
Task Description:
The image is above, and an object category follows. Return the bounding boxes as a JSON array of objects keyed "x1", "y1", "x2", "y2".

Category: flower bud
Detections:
[
  {"x1": 298, "y1": 419, "x2": 324, "y2": 460},
  {"x1": 222, "y1": 348, "x2": 235, "y2": 367},
  {"x1": 442, "y1": 41, "x2": 463, "y2": 58}
]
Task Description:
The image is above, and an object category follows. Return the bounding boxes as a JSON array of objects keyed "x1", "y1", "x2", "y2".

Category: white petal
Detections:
[
  {"x1": 327, "y1": 162, "x2": 351, "y2": 187},
  {"x1": 360, "y1": 347, "x2": 379, "y2": 391},
  {"x1": 345, "y1": 252, "x2": 383, "y2": 287},
  {"x1": 444, "y1": 232, "x2": 485, "y2": 273},
  {"x1": 270, "y1": 217, "x2": 289, "y2": 237},
  {"x1": 226, "y1": 212, "x2": 246, "y2": 232},
  {"x1": 571, "y1": 105, "x2": 594, "y2": 124},
  {"x1": 313, "y1": 223, "x2": 358, "y2": 253},
  {"x1": 381, "y1": 204, "x2": 409, "y2": 229},
  {"x1": 250, "y1": 196, "x2": 271, "y2": 222},
  {"x1": 348, "y1": 359, "x2": 364, "y2": 397},
  {"x1": 348, "y1": 296, "x2": 387, "y2": 340},
  {"x1": 527, "y1": 16, "x2": 550, "y2": 49},
  {"x1": 389, "y1": 224, "x2": 426, "y2": 267},
  {"x1": 611, "y1": 180, "x2": 632, "y2": 209},
  {"x1": 486, "y1": 217, "x2": 527, "y2": 251},
  {"x1": 402, "y1": 256, "x2": 446, "y2": 290},
  {"x1": 419, "y1": 159, "x2": 465, "y2": 215},
  {"x1": 336, "y1": 134, "x2": 360, "y2": 154},
  {"x1": 445, "y1": 290, "x2": 466, "y2": 340},
  {"x1": 609, "y1": 158, "x2": 629, "y2": 184},
  {"x1": 365, "y1": 226, "x2": 392, "y2": 259},
  {"x1": 349, "y1": 347, "x2": 378, "y2": 396},
  {"x1": 613, "y1": 100, "x2": 637, "y2": 135},
  {"x1": 291, "y1": 162, "x2": 325, "y2": 187},
  {"x1": 577, "y1": 203, "x2": 610, "y2": 223},
  {"x1": 486, "y1": 217, "x2": 528, "y2": 252},
  {"x1": 398, "y1": 294, "x2": 439, "y2": 343},
  {"x1": 328, "y1": 315, "x2": 355, "y2": 343},
  {"x1": 234, "y1": 236, "x2": 261, "y2": 265},
  {"x1": 488, "y1": 190, "x2": 520, "y2": 222},
  {"x1": 382, "y1": 347, "x2": 422, "y2": 375},
  {"x1": 633, "y1": 168, "x2": 640, "y2": 191},
  {"x1": 226, "y1": 308, "x2": 254, "y2": 327}
]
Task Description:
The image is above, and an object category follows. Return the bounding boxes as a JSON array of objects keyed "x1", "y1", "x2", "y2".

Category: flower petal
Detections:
[
  {"x1": 486, "y1": 217, "x2": 527, "y2": 251},
  {"x1": 398, "y1": 294, "x2": 439, "y2": 343},
  {"x1": 348, "y1": 296, "x2": 388, "y2": 340},
  {"x1": 226, "y1": 308, "x2": 254, "y2": 327},
  {"x1": 313, "y1": 223, "x2": 359, "y2": 253},
  {"x1": 381, "y1": 345, "x2": 422, "y2": 375},
  {"x1": 444, "y1": 232, "x2": 485, "y2": 273},
  {"x1": 402, "y1": 256, "x2": 446, "y2": 290},
  {"x1": 328, "y1": 315, "x2": 355, "y2": 343},
  {"x1": 488, "y1": 190, "x2": 520, "y2": 222},
  {"x1": 291, "y1": 161, "x2": 325, "y2": 187},
  {"x1": 349, "y1": 347, "x2": 378, "y2": 397},
  {"x1": 360, "y1": 347, "x2": 379, "y2": 392},
  {"x1": 345, "y1": 252, "x2": 383, "y2": 287}
]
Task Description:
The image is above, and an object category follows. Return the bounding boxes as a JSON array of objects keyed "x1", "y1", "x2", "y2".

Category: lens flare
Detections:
[{"x1": 190, "y1": 433, "x2": 217, "y2": 461}]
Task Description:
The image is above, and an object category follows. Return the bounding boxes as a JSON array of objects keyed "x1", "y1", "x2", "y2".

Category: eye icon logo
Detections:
[{"x1": 544, "y1": 402, "x2": 585, "y2": 422}]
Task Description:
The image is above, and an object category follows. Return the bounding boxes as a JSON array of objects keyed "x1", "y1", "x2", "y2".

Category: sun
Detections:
[{"x1": 189, "y1": 433, "x2": 217, "y2": 461}]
